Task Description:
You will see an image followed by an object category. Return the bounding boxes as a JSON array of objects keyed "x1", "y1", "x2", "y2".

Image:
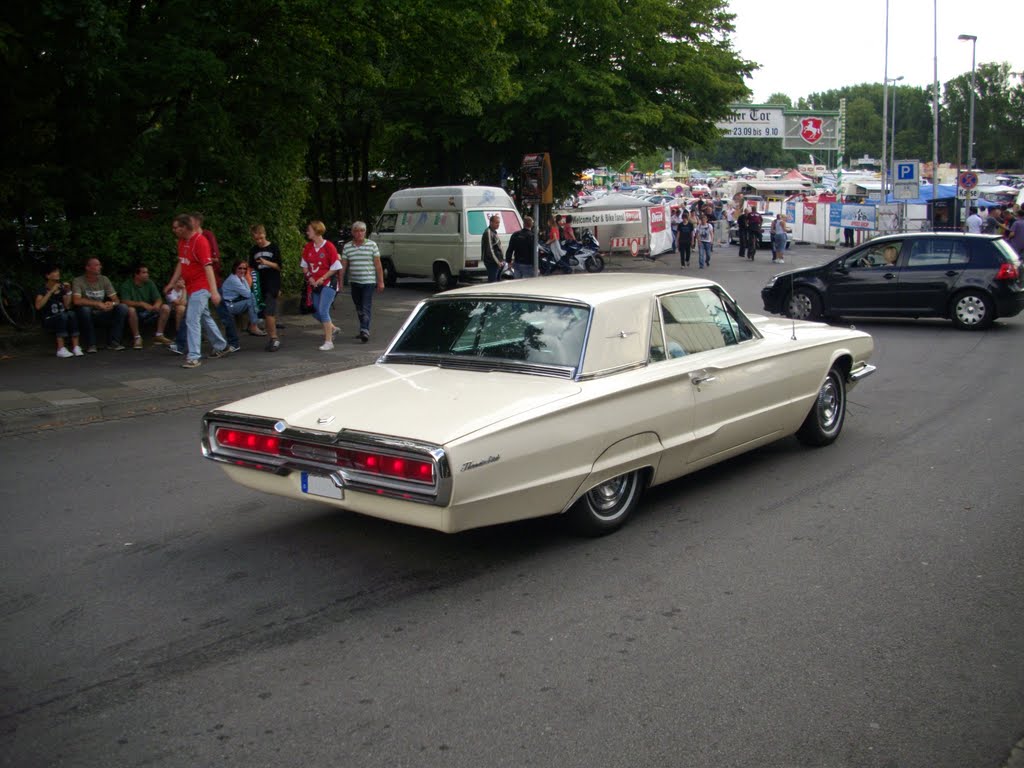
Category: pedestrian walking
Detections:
[
  {"x1": 338, "y1": 221, "x2": 384, "y2": 343},
  {"x1": 164, "y1": 213, "x2": 228, "y2": 368},
  {"x1": 481, "y1": 214, "x2": 504, "y2": 282},
  {"x1": 771, "y1": 214, "x2": 789, "y2": 263},
  {"x1": 301, "y1": 220, "x2": 342, "y2": 351},
  {"x1": 696, "y1": 215, "x2": 714, "y2": 268},
  {"x1": 677, "y1": 213, "x2": 695, "y2": 267}
]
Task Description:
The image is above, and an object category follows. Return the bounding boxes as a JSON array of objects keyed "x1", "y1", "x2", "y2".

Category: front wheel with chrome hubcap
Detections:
[{"x1": 796, "y1": 366, "x2": 846, "y2": 447}]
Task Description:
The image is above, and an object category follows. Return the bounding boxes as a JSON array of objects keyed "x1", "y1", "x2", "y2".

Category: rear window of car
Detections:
[
  {"x1": 992, "y1": 238, "x2": 1022, "y2": 266},
  {"x1": 389, "y1": 298, "x2": 590, "y2": 370}
]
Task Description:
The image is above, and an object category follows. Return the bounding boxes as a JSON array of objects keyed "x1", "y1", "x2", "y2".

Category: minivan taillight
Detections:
[{"x1": 995, "y1": 262, "x2": 1019, "y2": 281}]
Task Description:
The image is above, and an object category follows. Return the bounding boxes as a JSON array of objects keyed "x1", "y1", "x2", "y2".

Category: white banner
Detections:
[{"x1": 562, "y1": 209, "x2": 644, "y2": 227}]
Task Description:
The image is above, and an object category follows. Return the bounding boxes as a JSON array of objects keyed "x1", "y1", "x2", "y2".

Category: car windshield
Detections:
[{"x1": 388, "y1": 298, "x2": 591, "y2": 372}]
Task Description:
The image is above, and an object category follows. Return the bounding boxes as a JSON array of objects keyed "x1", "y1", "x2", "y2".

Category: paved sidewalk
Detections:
[
  {"x1": 0, "y1": 257, "x2": 663, "y2": 435},
  {"x1": 0, "y1": 294, "x2": 422, "y2": 436}
]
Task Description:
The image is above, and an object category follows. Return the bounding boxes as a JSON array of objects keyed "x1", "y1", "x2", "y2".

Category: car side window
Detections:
[
  {"x1": 656, "y1": 288, "x2": 753, "y2": 357},
  {"x1": 904, "y1": 238, "x2": 970, "y2": 268},
  {"x1": 846, "y1": 241, "x2": 902, "y2": 269}
]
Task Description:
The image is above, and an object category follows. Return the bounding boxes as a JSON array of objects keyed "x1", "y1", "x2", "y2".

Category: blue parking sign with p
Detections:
[{"x1": 897, "y1": 162, "x2": 916, "y2": 181}]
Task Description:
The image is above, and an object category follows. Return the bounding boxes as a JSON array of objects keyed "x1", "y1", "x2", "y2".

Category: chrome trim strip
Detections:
[
  {"x1": 848, "y1": 363, "x2": 877, "y2": 382},
  {"x1": 201, "y1": 412, "x2": 453, "y2": 506}
]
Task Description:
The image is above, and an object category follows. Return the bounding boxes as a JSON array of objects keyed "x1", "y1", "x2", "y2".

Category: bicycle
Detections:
[{"x1": 0, "y1": 275, "x2": 35, "y2": 329}]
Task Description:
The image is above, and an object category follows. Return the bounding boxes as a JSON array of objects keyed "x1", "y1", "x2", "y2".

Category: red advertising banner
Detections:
[
  {"x1": 648, "y1": 205, "x2": 666, "y2": 232},
  {"x1": 803, "y1": 202, "x2": 817, "y2": 225}
]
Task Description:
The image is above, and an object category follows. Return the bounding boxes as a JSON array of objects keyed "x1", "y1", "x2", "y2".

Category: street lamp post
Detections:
[
  {"x1": 887, "y1": 75, "x2": 903, "y2": 200},
  {"x1": 958, "y1": 34, "x2": 977, "y2": 169}
]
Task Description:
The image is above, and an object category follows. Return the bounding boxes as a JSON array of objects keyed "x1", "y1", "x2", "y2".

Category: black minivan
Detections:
[{"x1": 761, "y1": 233, "x2": 1024, "y2": 329}]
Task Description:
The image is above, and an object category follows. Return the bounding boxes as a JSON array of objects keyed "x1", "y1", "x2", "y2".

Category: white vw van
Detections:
[{"x1": 373, "y1": 186, "x2": 522, "y2": 290}]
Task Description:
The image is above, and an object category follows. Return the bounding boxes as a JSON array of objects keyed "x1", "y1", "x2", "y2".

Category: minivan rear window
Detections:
[{"x1": 467, "y1": 210, "x2": 521, "y2": 235}]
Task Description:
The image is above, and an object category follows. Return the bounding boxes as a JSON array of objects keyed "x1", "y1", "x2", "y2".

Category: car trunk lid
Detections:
[{"x1": 217, "y1": 363, "x2": 582, "y2": 445}]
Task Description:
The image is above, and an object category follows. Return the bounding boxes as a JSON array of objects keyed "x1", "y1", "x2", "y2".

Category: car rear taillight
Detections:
[
  {"x1": 995, "y1": 262, "x2": 1019, "y2": 281},
  {"x1": 217, "y1": 427, "x2": 435, "y2": 485},
  {"x1": 216, "y1": 427, "x2": 281, "y2": 456},
  {"x1": 341, "y1": 448, "x2": 435, "y2": 483}
]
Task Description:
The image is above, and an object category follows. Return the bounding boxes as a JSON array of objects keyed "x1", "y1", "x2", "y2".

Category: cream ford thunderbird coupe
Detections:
[{"x1": 202, "y1": 274, "x2": 875, "y2": 535}]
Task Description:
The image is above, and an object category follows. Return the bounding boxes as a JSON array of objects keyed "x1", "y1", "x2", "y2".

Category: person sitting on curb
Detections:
[
  {"x1": 119, "y1": 263, "x2": 173, "y2": 347},
  {"x1": 36, "y1": 264, "x2": 82, "y2": 357},
  {"x1": 215, "y1": 260, "x2": 266, "y2": 351},
  {"x1": 71, "y1": 257, "x2": 129, "y2": 352}
]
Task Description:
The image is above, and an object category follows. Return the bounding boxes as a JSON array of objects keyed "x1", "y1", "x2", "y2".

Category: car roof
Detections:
[
  {"x1": 441, "y1": 273, "x2": 718, "y2": 306},
  {"x1": 866, "y1": 232, "x2": 1004, "y2": 243}
]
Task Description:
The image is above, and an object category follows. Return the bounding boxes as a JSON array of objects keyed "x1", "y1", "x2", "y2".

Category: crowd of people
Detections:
[
  {"x1": 965, "y1": 204, "x2": 1024, "y2": 255},
  {"x1": 36, "y1": 214, "x2": 384, "y2": 365}
]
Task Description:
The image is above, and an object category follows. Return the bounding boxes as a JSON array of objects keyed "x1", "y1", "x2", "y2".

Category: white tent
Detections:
[{"x1": 654, "y1": 179, "x2": 688, "y2": 191}]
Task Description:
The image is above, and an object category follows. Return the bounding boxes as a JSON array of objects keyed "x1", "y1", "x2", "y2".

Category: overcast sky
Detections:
[{"x1": 725, "y1": 0, "x2": 1024, "y2": 104}]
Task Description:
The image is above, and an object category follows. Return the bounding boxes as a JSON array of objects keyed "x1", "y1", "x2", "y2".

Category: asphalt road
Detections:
[{"x1": 2, "y1": 247, "x2": 1023, "y2": 768}]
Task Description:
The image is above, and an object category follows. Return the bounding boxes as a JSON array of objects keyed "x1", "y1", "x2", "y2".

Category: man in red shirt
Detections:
[
  {"x1": 163, "y1": 213, "x2": 228, "y2": 368},
  {"x1": 190, "y1": 211, "x2": 223, "y2": 285}
]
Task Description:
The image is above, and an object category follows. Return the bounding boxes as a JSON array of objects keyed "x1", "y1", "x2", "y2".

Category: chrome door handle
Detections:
[{"x1": 691, "y1": 373, "x2": 717, "y2": 386}]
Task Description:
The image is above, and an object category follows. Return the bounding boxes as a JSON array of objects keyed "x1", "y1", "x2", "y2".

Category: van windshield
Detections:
[{"x1": 386, "y1": 298, "x2": 590, "y2": 373}]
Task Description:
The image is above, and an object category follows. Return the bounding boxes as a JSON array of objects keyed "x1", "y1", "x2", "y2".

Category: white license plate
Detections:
[{"x1": 301, "y1": 472, "x2": 343, "y2": 500}]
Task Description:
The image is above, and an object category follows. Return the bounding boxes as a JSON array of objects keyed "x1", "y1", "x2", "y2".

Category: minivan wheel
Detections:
[
  {"x1": 382, "y1": 258, "x2": 397, "y2": 288},
  {"x1": 950, "y1": 289, "x2": 994, "y2": 330},
  {"x1": 786, "y1": 288, "x2": 822, "y2": 321},
  {"x1": 433, "y1": 263, "x2": 456, "y2": 291}
]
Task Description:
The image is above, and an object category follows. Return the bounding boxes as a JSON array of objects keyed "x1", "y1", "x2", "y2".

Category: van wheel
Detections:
[
  {"x1": 433, "y1": 264, "x2": 456, "y2": 291},
  {"x1": 382, "y1": 259, "x2": 397, "y2": 288}
]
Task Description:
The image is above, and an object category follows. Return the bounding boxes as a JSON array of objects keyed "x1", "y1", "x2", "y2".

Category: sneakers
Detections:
[
  {"x1": 72, "y1": 346, "x2": 84, "y2": 356},
  {"x1": 152, "y1": 334, "x2": 172, "y2": 345},
  {"x1": 86, "y1": 345, "x2": 98, "y2": 354},
  {"x1": 228, "y1": 343, "x2": 241, "y2": 353},
  {"x1": 167, "y1": 343, "x2": 184, "y2": 355},
  {"x1": 777, "y1": 258, "x2": 785, "y2": 264},
  {"x1": 108, "y1": 341, "x2": 126, "y2": 351},
  {"x1": 208, "y1": 347, "x2": 229, "y2": 359},
  {"x1": 266, "y1": 338, "x2": 280, "y2": 352},
  {"x1": 181, "y1": 358, "x2": 202, "y2": 369},
  {"x1": 359, "y1": 330, "x2": 369, "y2": 343},
  {"x1": 318, "y1": 341, "x2": 334, "y2": 351},
  {"x1": 330, "y1": 325, "x2": 340, "y2": 338},
  {"x1": 132, "y1": 336, "x2": 143, "y2": 350},
  {"x1": 56, "y1": 347, "x2": 73, "y2": 358},
  {"x1": 247, "y1": 327, "x2": 267, "y2": 336}
]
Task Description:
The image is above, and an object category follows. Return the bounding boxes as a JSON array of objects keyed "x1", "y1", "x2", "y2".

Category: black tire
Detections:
[
  {"x1": 568, "y1": 469, "x2": 643, "y2": 536},
  {"x1": 382, "y1": 258, "x2": 397, "y2": 288},
  {"x1": 949, "y1": 289, "x2": 994, "y2": 330},
  {"x1": 786, "y1": 287, "x2": 823, "y2": 321},
  {"x1": 796, "y1": 366, "x2": 846, "y2": 447},
  {"x1": 584, "y1": 254, "x2": 604, "y2": 273},
  {"x1": 0, "y1": 282, "x2": 35, "y2": 329},
  {"x1": 433, "y1": 263, "x2": 456, "y2": 291}
]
